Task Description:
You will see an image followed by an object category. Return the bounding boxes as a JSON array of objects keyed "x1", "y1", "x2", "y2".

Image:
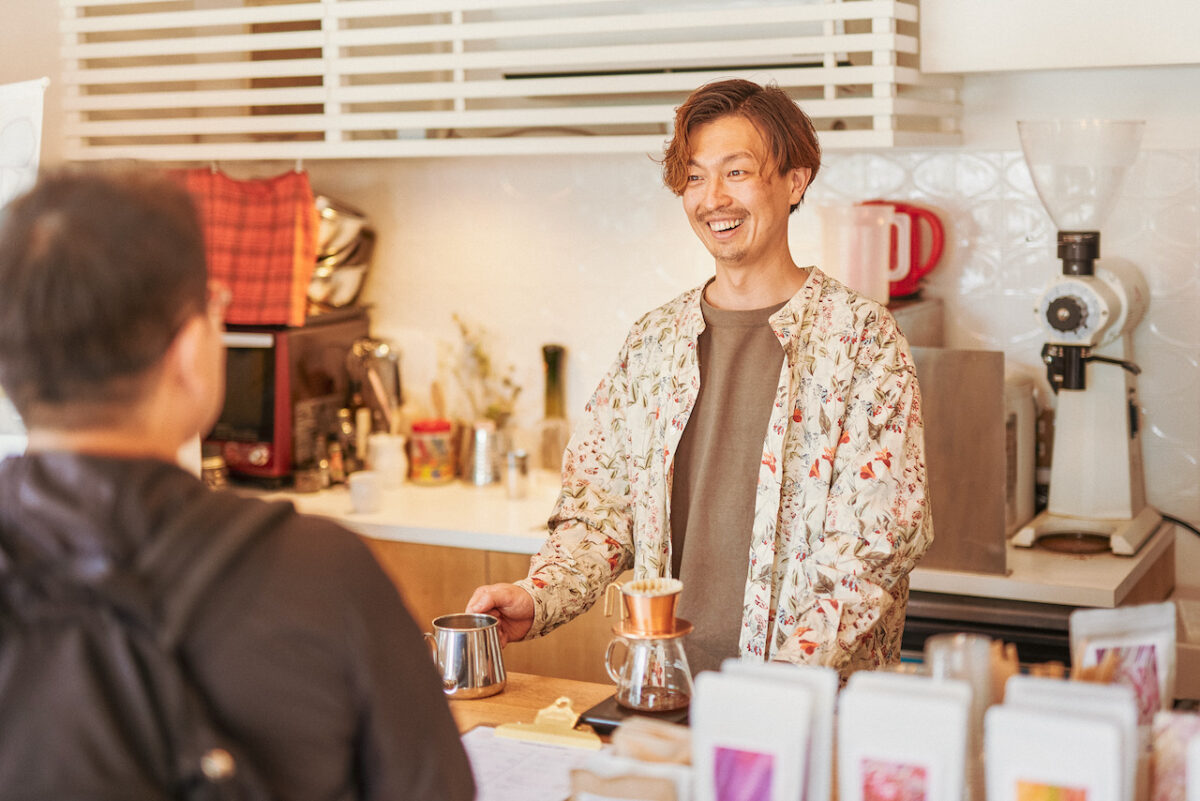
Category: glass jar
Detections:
[
  {"x1": 409, "y1": 419, "x2": 455, "y2": 484},
  {"x1": 200, "y1": 455, "x2": 229, "y2": 489}
]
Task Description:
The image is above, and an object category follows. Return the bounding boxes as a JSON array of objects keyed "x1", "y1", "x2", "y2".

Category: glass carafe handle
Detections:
[
  {"x1": 604, "y1": 637, "x2": 628, "y2": 684},
  {"x1": 888, "y1": 213, "x2": 912, "y2": 281}
]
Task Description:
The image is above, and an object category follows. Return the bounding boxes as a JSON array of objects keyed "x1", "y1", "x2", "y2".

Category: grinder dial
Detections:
[{"x1": 1037, "y1": 277, "x2": 1108, "y2": 346}]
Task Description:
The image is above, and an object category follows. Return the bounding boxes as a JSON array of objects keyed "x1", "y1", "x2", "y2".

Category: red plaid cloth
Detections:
[{"x1": 175, "y1": 168, "x2": 317, "y2": 326}]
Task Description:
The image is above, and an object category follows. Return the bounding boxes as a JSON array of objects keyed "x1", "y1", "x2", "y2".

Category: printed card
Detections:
[
  {"x1": 1005, "y1": 675, "x2": 1138, "y2": 801},
  {"x1": 720, "y1": 659, "x2": 838, "y2": 801},
  {"x1": 986, "y1": 704, "x2": 1122, "y2": 801},
  {"x1": 839, "y1": 672, "x2": 971, "y2": 801},
  {"x1": 1070, "y1": 602, "x2": 1176, "y2": 727},
  {"x1": 691, "y1": 670, "x2": 813, "y2": 801}
]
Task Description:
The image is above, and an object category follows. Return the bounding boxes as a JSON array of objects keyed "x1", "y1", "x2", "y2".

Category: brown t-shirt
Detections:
[{"x1": 670, "y1": 293, "x2": 786, "y2": 675}]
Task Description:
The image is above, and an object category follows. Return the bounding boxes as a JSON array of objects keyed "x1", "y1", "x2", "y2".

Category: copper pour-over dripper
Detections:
[
  {"x1": 602, "y1": 578, "x2": 695, "y2": 712},
  {"x1": 603, "y1": 578, "x2": 692, "y2": 638}
]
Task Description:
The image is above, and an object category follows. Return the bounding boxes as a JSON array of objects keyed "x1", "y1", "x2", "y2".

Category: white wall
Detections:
[
  {"x1": 5, "y1": 1, "x2": 1199, "y2": 583},
  {"x1": 0, "y1": 0, "x2": 63, "y2": 166}
]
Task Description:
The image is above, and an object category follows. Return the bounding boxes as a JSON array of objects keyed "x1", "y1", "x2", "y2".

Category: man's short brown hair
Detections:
[
  {"x1": 0, "y1": 168, "x2": 207, "y2": 426},
  {"x1": 661, "y1": 79, "x2": 821, "y2": 212}
]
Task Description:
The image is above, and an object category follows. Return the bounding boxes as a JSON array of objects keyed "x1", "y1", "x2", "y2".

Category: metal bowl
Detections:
[
  {"x1": 315, "y1": 194, "x2": 369, "y2": 259},
  {"x1": 309, "y1": 228, "x2": 375, "y2": 309}
]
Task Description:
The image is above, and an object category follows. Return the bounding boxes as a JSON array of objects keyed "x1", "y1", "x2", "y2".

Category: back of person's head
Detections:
[
  {"x1": 661, "y1": 78, "x2": 822, "y2": 211},
  {"x1": 0, "y1": 168, "x2": 207, "y2": 428}
]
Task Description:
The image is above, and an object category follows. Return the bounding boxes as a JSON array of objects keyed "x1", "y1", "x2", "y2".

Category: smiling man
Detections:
[{"x1": 469, "y1": 79, "x2": 933, "y2": 679}]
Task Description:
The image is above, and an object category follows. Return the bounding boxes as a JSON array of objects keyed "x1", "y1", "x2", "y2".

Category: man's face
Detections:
[{"x1": 681, "y1": 114, "x2": 809, "y2": 270}]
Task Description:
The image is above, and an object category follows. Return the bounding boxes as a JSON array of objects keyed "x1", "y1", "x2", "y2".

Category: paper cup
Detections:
[{"x1": 348, "y1": 470, "x2": 383, "y2": 514}]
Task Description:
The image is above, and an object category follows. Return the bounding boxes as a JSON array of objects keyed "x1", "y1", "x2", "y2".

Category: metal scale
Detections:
[{"x1": 1012, "y1": 120, "x2": 1161, "y2": 556}]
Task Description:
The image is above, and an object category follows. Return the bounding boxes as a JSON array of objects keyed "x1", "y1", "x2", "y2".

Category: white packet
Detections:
[
  {"x1": 719, "y1": 659, "x2": 839, "y2": 801},
  {"x1": 1070, "y1": 601, "x2": 1177, "y2": 727}
]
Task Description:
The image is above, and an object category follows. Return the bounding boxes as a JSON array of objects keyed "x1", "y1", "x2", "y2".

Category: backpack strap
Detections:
[{"x1": 136, "y1": 494, "x2": 295, "y2": 650}]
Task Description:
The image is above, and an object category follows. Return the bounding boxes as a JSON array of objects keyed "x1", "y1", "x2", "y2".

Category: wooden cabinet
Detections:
[
  {"x1": 920, "y1": 0, "x2": 1200, "y2": 73},
  {"x1": 362, "y1": 538, "x2": 629, "y2": 685}
]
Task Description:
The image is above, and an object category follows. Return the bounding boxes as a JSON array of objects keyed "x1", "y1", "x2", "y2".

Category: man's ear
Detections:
[
  {"x1": 164, "y1": 314, "x2": 208, "y2": 400},
  {"x1": 789, "y1": 167, "x2": 812, "y2": 205}
]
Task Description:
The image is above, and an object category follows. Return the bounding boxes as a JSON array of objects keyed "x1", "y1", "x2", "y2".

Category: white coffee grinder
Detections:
[{"x1": 1012, "y1": 120, "x2": 1161, "y2": 556}]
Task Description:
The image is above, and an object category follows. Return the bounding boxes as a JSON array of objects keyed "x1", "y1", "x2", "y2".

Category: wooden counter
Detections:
[
  {"x1": 265, "y1": 478, "x2": 1176, "y2": 608},
  {"x1": 449, "y1": 671, "x2": 614, "y2": 735},
  {"x1": 252, "y1": 480, "x2": 1178, "y2": 684}
]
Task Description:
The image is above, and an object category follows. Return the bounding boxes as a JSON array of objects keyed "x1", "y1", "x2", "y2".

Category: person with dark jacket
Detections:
[{"x1": 0, "y1": 169, "x2": 475, "y2": 801}]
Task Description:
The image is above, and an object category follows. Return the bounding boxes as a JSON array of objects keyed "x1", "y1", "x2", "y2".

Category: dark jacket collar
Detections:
[{"x1": 0, "y1": 451, "x2": 202, "y2": 567}]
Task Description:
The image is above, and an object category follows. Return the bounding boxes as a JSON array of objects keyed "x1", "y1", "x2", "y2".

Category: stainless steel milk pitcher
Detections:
[{"x1": 424, "y1": 613, "x2": 506, "y2": 699}]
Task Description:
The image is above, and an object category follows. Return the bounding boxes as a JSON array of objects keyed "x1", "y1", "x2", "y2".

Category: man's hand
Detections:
[{"x1": 466, "y1": 583, "x2": 534, "y2": 646}]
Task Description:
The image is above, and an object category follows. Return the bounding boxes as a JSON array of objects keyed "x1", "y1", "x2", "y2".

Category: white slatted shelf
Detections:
[
  {"x1": 60, "y1": 3, "x2": 324, "y2": 34},
  {"x1": 64, "y1": 30, "x2": 326, "y2": 61},
  {"x1": 330, "y1": 3, "x2": 916, "y2": 45},
  {"x1": 59, "y1": 0, "x2": 961, "y2": 161},
  {"x1": 66, "y1": 64, "x2": 951, "y2": 111},
  {"x1": 74, "y1": 95, "x2": 960, "y2": 138}
]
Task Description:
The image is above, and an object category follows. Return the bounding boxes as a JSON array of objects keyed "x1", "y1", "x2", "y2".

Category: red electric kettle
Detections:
[{"x1": 860, "y1": 200, "x2": 945, "y2": 299}]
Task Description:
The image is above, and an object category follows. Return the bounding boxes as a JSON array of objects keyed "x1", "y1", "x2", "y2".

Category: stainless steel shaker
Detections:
[
  {"x1": 424, "y1": 613, "x2": 506, "y2": 699},
  {"x1": 505, "y1": 449, "x2": 529, "y2": 499},
  {"x1": 461, "y1": 419, "x2": 500, "y2": 485}
]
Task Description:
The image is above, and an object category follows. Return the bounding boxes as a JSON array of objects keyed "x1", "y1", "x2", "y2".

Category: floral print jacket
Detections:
[{"x1": 514, "y1": 269, "x2": 933, "y2": 678}]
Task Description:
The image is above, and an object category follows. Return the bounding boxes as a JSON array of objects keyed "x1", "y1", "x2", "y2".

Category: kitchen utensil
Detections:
[
  {"x1": 1011, "y1": 119, "x2": 1161, "y2": 556},
  {"x1": 817, "y1": 204, "x2": 911, "y2": 305},
  {"x1": 424, "y1": 613, "x2": 506, "y2": 699},
  {"x1": 604, "y1": 635, "x2": 694, "y2": 713},
  {"x1": 460, "y1": 418, "x2": 501, "y2": 486},
  {"x1": 602, "y1": 579, "x2": 694, "y2": 712},
  {"x1": 366, "y1": 366, "x2": 394, "y2": 434},
  {"x1": 308, "y1": 228, "x2": 375, "y2": 310},
  {"x1": 315, "y1": 194, "x2": 369, "y2": 259},
  {"x1": 860, "y1": 199, "x2": 945, "y2": 299},
  {"x1": 603, "y1": 578, "x2": 684, "y2": 637},
  {"x1": 348, "y1": 337, "x2": 402, "y2": 434}
]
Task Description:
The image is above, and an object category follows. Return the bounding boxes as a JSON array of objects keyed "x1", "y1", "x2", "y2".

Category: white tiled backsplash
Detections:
[{"x1": 302, "y1": 147, "x2": 1200, "y2": 534}]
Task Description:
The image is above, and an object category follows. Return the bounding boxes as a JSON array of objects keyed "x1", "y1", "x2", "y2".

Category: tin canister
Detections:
[{"x1": 408, "y1": 419, "x2": 455, "y2": 484}]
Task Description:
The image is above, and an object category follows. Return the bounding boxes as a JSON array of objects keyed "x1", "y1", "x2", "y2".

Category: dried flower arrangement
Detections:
[{"x1": 439, "y1": 313, "x2": 521, "y2": 427}]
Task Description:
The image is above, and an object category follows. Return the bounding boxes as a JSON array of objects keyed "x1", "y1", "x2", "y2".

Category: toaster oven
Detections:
[{"x1": 205, "y1": 308, "x2": 369, "y2": 485}]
